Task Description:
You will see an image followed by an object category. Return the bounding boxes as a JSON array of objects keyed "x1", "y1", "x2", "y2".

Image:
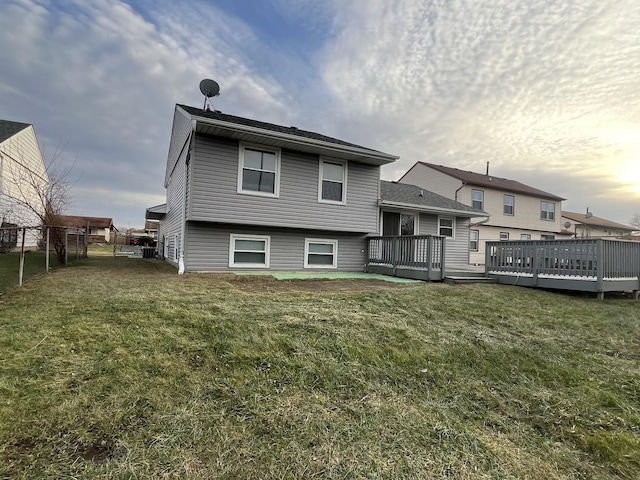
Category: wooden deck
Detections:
[
  {"x1": 485, "y1": 239, "x2": 640, "y2": 299},
  {"x1": 365, "y1": 235, "x2": 446, "y2": 281}
]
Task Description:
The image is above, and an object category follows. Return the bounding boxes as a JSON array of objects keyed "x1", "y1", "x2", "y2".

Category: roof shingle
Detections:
[
  {"x1": 0, "y1": 119, "x2": 31, "y2": 144},
  {"x1": 178, "y1": 104, "x2": 388, "y2": 155},
  {"x1": 380, "y1": 181, "x2": 487, "y2": 217},
  {"x1": 406, "y1": 162, "x2": 565, "y2": 201}
]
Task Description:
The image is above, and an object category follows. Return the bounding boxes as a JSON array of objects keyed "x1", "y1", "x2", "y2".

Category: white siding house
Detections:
[{"x1": 0, "y1": 120, "x2": 48, "y2": 247}]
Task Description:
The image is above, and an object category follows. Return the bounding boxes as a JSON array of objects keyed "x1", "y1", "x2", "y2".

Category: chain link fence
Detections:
[{"x1": 0, "y1": 224, "x2": 88, "y2": 294}]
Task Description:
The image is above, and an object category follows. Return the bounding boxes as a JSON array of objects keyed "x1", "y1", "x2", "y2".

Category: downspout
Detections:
[{"x1": 454, "y1": 182, "x2": 466, "y2": 202}]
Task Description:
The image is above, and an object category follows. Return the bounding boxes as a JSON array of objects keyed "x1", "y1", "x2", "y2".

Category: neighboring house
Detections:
[
  {"x1": 58, "y1": 215, "x2": 118, "y2": 243},
  {"x1": 0, "y1": 119, "x2": 49, "y2": 247},
  {"x1": 150, "y1": 104, "x2": 399, "y2": 272},
  {"x1": 379, "y1": 181, "x2": 488, "y2": 266},
  {"x1": 399, "y1": 162, "x2": 566, "y2": 264},
  {"x1": 144, "y1": 220, "x2": 159, "y2": 240},
  {"x1": 562, "y1": 210, "x2": 635, "y2": 238}
]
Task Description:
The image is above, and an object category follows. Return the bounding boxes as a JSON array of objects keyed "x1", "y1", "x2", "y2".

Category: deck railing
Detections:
[
  {"x1": 366, "y1": 235, "x2": 446, "y2": 280},
  {"x1": 485, "y1": 239, "x2": 640, "y2": 291}
]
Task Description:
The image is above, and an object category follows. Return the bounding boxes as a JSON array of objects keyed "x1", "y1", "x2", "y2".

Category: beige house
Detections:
[
  {"x1": 0, "y1": 119, "x2": 49, "y2": 246},
  {"x1": 58, "y1": 215, "x2": 118, "y2": 243},
  {"x1": 399, "y1": 162, "x2": 566, "y2": 264},
  {"x1": 562, "y1": 210, "x2": 635, "y2": 238}
]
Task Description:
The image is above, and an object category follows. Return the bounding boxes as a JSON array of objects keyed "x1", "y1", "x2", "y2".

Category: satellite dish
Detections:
[
  {"x1": 564, "y1": 221, "x2": 571, "y2": 229},
  {"x1": 199, "y1": 79, "x2": 220, "y2": 110},
  {"x1": 199, "y1": 79, "x2": 220, "y2": 97}
]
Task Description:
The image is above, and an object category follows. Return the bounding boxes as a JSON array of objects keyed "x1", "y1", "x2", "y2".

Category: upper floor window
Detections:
[
  {"x1": 438, "y1": 217, "x2": 455, "y2": 237},
  {"x1": 319, "y1": 159, "x2": 347, "y2": 204},
  {"x1": 238, "y1": 143, "x2": 280, "y2": 197},
  {"x1": 540, "y1": 201, "x2": 555, "y2": 221},
  {"x1": 503, "y1": 195, "x2": 515, "y2": 215},
  {"x1": 471, "y1": 189, "x2": 484, "y2": 210},
  {"x1": 470, "y1": 230, "x2": 479, "y2": 251}
]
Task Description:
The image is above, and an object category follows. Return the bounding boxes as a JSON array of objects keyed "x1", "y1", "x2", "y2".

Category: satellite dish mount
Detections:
[{"x1": 199, "y1": 79, "x2": 220, "y2": 111}]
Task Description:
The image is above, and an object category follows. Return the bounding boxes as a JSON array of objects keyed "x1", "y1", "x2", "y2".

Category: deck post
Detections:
[
  {"x1": 440, "y1": 236, "x2": 446, "y2": 281},
  {"x1": 392, "y1": 236, "x2": 398, "y2": 276},
  {"x1": 427, "y1": 237, "x2": 432, "y2": 280},
  {"x1": 532, "y1": 242, "x2": 539, "y2": 287},
  {"x1": 596, "y1": 239, "x2": 604, "y2": 296}
]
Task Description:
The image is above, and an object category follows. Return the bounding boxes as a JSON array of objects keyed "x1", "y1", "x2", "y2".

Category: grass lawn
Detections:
[
  {"x1": 1, "y1": 256, "x2": 639, "y2": 478},
  {"x1": 0, "y1": 251, "x2": 60, "y2": 295}
]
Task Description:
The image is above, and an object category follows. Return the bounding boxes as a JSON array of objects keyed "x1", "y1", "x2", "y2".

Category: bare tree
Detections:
[
  {"x1": 630, "y1": 213, "x2": 640, "y2": 230},
  {"x1": 1, "y1": 142, "x2": 74, "y2": 264}
]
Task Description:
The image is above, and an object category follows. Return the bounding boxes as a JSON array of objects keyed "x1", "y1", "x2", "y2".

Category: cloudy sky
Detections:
[{"x1": 1, "y1": 0, "x2": 639, "y2": 228}]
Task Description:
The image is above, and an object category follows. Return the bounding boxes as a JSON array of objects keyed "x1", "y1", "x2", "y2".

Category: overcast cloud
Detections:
[{"x1": 0, "y1": 0, "x2": 638, "y2": 228}]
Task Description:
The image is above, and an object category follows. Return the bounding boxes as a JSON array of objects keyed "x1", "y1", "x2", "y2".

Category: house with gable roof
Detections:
[
  {"x1": 399, "y1": 161, "x2": 566, "y2": 264},
  {"x1": 0, "y1": 119, "x2": 49, "y2": 247},
  {"x1": 147, "y1": 105, "x2": 485, "y2": 274},
  {"x1": 562, "y1": 210, "x2": 635, "y2": 238},
  {"x1": 57, "y1": 215, "x2": 118, "y2": 243}
]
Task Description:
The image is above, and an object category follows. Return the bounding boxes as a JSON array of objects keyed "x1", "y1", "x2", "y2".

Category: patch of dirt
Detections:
[{"x1": 224, "y1": 275, "x2": 417, "y2": 293}]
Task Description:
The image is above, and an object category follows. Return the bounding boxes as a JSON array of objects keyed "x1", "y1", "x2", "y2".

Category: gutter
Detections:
[{"x1": 187, "y1": 110, "x2": 398, "y2": 165}]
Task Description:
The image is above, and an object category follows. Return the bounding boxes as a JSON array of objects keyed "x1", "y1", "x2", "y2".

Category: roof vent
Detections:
[{"x1": 419, "y1": 190, "x2": 424, "y2": 197}]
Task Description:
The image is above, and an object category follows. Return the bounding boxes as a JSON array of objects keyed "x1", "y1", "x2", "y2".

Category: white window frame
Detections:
[
  {"x1": 470, "y1": 229, "x2": 479, "y2": 251},
  {"x1": 520, "y1": 234, "x2": 531, "y2": 240},
  {"x1": 229, "y1": 234, "x2": 271, "y2": 268},
  {"x1": 237, "y1": 142, "x2": 281, "y2": 198},
  {"x1": 438, "y1": 217, "x2": 455, "y2": 238},
  {"x1": 471, "y1": 189, "x2": 484, "y2": 210},
  {"x1": 503, "y1": 194, "x2": 515, "y2": 216},
  {"x1": 500, "y1": 232, "x2": 509, "y2": 241},
  {"x1": 304, "y1": 238, "x2": 338, "y2": 269},
  {"x1": 540, "y1": 201, "x2": 555, "y2": 221},
  {"x1": 318, "y1": 158, "x2": 347, "y2": 205}
]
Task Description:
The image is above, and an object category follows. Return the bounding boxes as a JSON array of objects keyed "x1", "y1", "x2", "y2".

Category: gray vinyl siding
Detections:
[
  {"x1": 188, "y1": 135, "x2": 379, "y2": 233},
  {"x1": 401, "y1": 165, "x2": 463, "y2": 200},
  {"x1": 184, "y1": 223, "x2": 368, "y2": 272},
  {"x1": 162, "y1": 143, "x2": 188, "y2": 264},
  {"x1": 419, "y1": 214, "x2": 470, "y2": 265},
  {"x1": 164, "y1": 108, "x2": 193, "y2": 186}
]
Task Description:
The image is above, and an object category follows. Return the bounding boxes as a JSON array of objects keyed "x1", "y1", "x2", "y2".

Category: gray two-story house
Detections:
[{"x1": 149, "y1": 104, "x2": 398, "y2": 272}]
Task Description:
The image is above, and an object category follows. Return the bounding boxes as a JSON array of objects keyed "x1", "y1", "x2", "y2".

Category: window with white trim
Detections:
[
  {"x1": 500, "y1": 232, "x2": 509, "y2": 241},
  {"x1": 541, "y1": 234, "x2": 555, "y2": 240},
  {"x1": 438, "y1": 217, "x2": 455, "y2": 237},
  {"x1": 504, "y1": 194, "x2": 515, "y2": 215},
  {"x1": 238, "y1": 143, "x2": 280, "y2": 197},
  {"x1": 470, "y1": 230, "x2": 479, "y2": 251},
  {"x1": 471, "y1": 189, "x2": 484, "y2": 210},
  {"x1": 520, "y1": 234, "x2": 531, "y2": 240},
  {"x1": 319, "y1": 159, "x2": 346, "y2": 204},
  {"x1": 540, "y1": 201, "x2": 555, "y2": 221},
  {"x1": 229, "y1": 234, "x2": 270, "y2": 268},
  {"x1": 304, "y1": 239, "x2": 338, "y2": 268}
]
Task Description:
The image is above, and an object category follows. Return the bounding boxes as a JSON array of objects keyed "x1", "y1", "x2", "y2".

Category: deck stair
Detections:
[{"x1": 444, "y1": 265, "x2": 496, "y2": 284}]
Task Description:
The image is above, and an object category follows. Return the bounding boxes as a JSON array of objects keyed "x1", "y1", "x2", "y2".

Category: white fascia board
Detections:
[
  {"x1": 379, "y1": 200, "x2": 489, "y2": 218},
  {"x1": 190, "y1": 114, "x2": 398, "y2": 165}
]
